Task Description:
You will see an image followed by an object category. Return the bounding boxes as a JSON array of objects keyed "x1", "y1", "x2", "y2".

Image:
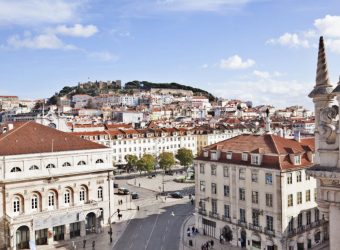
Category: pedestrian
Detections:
[
  {"x1": 192, "y1": 226, "x2": 195, "y2": 234},
  {"x1": 92, "y1": 240, "x2": 95, "y2": 250},
  {"x1": 187, "y1": 227, "x2": 191, "y2": 237},
  {"x1": 83, "y1": 239, "x2": 86, "y2": 248},
  {"x1": 210, "y1": 239, "x2": 214, "y2": 247},
  {"x1": 156, "y1": 195, "x2": 158, "y2": 200},
  {"x1": 191, "y1": 198, "x2": 194, "y2": 205},
  {"x1": 139, "y1": 183, "x2": 141, "y2": 187},
  {"x1": 121, "y1": 199, "x2": 123, "y2": 204},
  {"x1": 195, "y1": 228, "x2": 199, "y2": 234}
]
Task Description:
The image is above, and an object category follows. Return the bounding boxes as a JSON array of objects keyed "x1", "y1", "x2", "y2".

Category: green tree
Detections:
[
  {"x1": 136, "y1": 154, "x2": 156, "y2": 174},
  {"x1": 159, "y1": 152, "x2": 175, "y2": 171},
  {"x1": 176, "y1": 148, "x2": 193, "y2": 168},
  {"x1": 125, "y1": 154, "x2": 138, "y2": 173}
]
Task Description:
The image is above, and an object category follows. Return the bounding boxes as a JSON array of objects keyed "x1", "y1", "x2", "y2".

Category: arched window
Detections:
[
  {"x1": 31, "y1": 194, "x2": 38, "y2": 211},
  {"x1": 62, "y1": 162, "x2": 71, "y2": 167},
  {"x1": 13, "y1": 197, "x2": 21, "y2": 213},
  {"x1": 77, "y1": 161, "x2": 86, "y2": 166},
  {"x1": 10, "y1": 167, "x2": 22, "y2": 172},
  {"x1": 64, "y1": 190, "x2": 71, "y2": 205},
  {"x1": 29, "y1": 165, "x2": 39, "y2": 170},
  {"x1": 46, "y1": 164, "x2": 56, "y2": 169},
  {"x1": 97, "y1": 187, "x2": 103, "y2": 200},
  {"x1": 79, "y1": 187, "x2": 86, "y2": 203},
  {"x1": 96, "y1": 159, "x2": 104, "y2": 164},
  {"x1": 48, "y1": 192, "x2": 56, "y2": 209}
]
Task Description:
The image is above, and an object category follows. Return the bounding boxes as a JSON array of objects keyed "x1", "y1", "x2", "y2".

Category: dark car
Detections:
[
  {"x1": 118, "y1": 187, "x2": 130, "y2": 195},
  {"x1": 170, "y1": 192, "x2": 183, "y2": 198},
  {"x1": 113, "y1": 183, "x2": 119, "y2": 188},
  {"x1": 165, "y1": 170, "x2": 174, "y2": 175},
  {"x1": 131, "y1": 192, "x2": 139, "y2": 199}
]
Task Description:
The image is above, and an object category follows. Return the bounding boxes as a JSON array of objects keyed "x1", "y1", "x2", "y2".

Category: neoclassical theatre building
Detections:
[
  {"x1": 0, "y1": 122, "x2": 114, "y2": 249},
  {"x1": 194, "y1": 133, "x2": 328, "y2": 250}
]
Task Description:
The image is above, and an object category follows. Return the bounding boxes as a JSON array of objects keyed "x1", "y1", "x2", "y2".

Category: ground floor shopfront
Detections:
[
  {"x1": 9, "y1": 209, "x2": 104, "y2": 249},
  {"x1": 196, "y1": 215, "x2": 328, "y2": 250}
]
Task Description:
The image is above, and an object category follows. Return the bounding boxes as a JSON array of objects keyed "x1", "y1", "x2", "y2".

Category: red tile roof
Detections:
[{"x1": 0, "y1": 122, "x2": 108, "y2": 156}]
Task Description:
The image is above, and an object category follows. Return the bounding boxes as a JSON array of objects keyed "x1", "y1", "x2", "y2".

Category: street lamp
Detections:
[{"x1": 107, "y1": 171, "x2": 113, "y2": 243}]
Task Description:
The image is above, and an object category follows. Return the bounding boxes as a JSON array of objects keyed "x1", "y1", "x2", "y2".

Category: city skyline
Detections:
[{"x1": 1, "y1": 0, "x2": 340, "y2": 108}]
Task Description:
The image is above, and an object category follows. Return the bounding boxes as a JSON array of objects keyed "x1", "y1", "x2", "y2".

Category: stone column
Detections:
[
  {"x1": 64, "y1": 224, "x2": 70, "y2": 241},
  {"x1": 47, "y1": 227, "x2": 54, "y2": 245},
  {"x1": 80, "y1": 221, "x2": 86, "y2": 237},
  {"x1": 329, "y1": 204, "x2": 340, "y2": 250}
]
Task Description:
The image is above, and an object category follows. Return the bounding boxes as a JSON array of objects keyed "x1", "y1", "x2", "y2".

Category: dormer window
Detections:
[
  {"x1": 251, "y1": 154, "x2": 261, "y2": 165},
  {"x1": 211, "y1": 152, "x2": 218, "y2": 160},
  {"x1": 242, "y1": 153, "x2": 248, "y2": 161},
  {"x1": 226, "y1": 152, "x2": 232, "y2": 160},
  {"x1": 294, "y1": 155, "x2": 301, "y2": 165},
  {"x1": 203, "y1": 151, "x2": 209, "y2": 157}
]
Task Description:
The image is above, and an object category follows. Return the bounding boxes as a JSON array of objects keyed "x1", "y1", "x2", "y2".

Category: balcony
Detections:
[
  {"x1": 248, "y1": 223, "x2": 262, "y2": 232},
  {"x1": 198, "y1": 209, "x2": 207, "y2": 216},
  {"x1": 264, "y1": 227, "x2": 275, "y2": 236},
  {"x1": 287, "y1": 220, "x2": 327, "y2": 237},
  {"x1": 221, "y1": 215, "x2": 231, "y2": 222},
  {"x1": 209, "y1": 211, "x2": 220, "y2": 220},
  {"x1": 238, "y1": 220, "x2": 247, "y2": 228}
]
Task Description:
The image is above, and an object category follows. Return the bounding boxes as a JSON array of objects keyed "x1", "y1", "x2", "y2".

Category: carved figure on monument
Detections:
[{"x1": 318, "y1": 105, "x2": 338, "y2": 144}]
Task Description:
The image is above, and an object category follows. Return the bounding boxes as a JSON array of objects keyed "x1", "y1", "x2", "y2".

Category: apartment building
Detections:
[
  {"x1": 0, "y1": 122, "x2": 114, "y2": 249},
  {"x1": 194, "y1": 134, "x2": 327, "y2": 250}
]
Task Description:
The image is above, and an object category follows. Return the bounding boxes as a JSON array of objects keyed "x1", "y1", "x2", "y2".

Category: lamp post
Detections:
[{"x1": 107, "y1": 171, "x2": 113, "y2": 243}]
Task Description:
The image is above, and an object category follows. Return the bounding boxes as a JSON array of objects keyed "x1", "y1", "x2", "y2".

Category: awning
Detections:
[
  {"x1": 252, "y1": 234, "x2": 261, "y2": 242},
  {"x1": 266, "y1": 239, "x2": 274, "y2": 246}
]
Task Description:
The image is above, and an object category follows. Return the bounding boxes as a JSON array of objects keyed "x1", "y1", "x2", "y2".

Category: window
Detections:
[
  {"x1": 239, "y1": 188, "x2": 245, "y2": 201},
  {"x1": 46, "y1": 164, "x2": 56, "y2": 169},
  {"x1": 199, "y1": 163, "x2": 205, "y2": 174},
  {"x1": 10, "y1": 167, "x2": 22, "y2": 172},
  {"x1": 252, "y1": 210, "x2": 259, "y2": 226},
  {"x1": 31, "y1": 195, "x2": 38, "y2": 210},
  {"x1": 266, "y1": 193, "x2": 273, "y2": 207},
  {"x1": 62, "y1": 162, "x2": 71, "y2": 167},
  {"x1": 79, "y1": 188, "x2": 86, "y2": 202},
  {"x1": 294, "y1": 155, "x2": 301, "y2": 165},
  {"x1": 212, "y1": 199, "x2": 217, "y2": 214},
  {"x1": 96, "y1": 159, "x2": 104, "y2": 164},
  {"x1": 266, "y1": 216, "x2": 274, "y2": 231},
  {"x1": 224, "y1": 185, "x2": 230, "y2": 197},
  {"x1": 226, "y1": 152, "x2": 232, "y2": 160},
  {"x1": 251, "y1": 172, "x2": 258, "y2": 182},
  {"x1": 13, "y1": 197, "x2": 20, "y2": 213},
  {"x1": 297, "y1": 192, "x2": 302, "y2": 204},
  {"x1": 98, "y1": 187, "x2": 103, "y2": 200},
  {"x1": 306, "y1": 190, "x2": 311, "y2": 202},
  {"x1": 77, "y1": 161, "x2": 86, "y2": 166},
  {"x1": 239, "y1": 169, "x2": 245, "y2": 180},
  {"x1": 211, "y1": 183, "x2": 217, "y2": 194},
  {"x1": 48, "y1": 192, "x2": 55, "y2": 208},
  {"x1": 200, "y1": 181, "x2": 205, "y2": 192},
  {"x1": 224, "y1": 205, "x2": 230, "y2": 218},
  {"x1": 265, "y1": 173, "x2": 272, "y2": 185},
  {"x1": 288, "y1": 194, "x2": 293, "y2": 207},
  {"x1": 29, "y1": 165, "x2": 39, "y2": 170},
  {"x1": 251, "y1": 154, "x2": 261, "y2": 165},
  {"x1": 240, "y1": 209, "x2": 246, "y2": 223},
  {"x1": 242, "y1": 153, "x2": 248, "y2": 161},
  {"x1": 223, "y1": 166, "x2": 229, "y2": 177},
  {"x1": 211, "y1": 165, "x2": 217, "y2": 175},
  {"x1": 296, "y1": 171, "x2": 302, "y2": 182},
  {"x1": 288, "y1": 217, "x2": 294, "y2": 232},
  {"x1": 306, "y1": 211, "x2": 311, "y2": 225},
  {"x1": 287, "y1": 173, "x2": 292, "y2": 184},
  {"x1": 297, "y1": 213, "x2": 303, "y2": 228},
  {"x1": 306, "y1": 172, "x2": 311, "y2": 180},
  {"x1": 315, "y1": 208, "x2": 320, "y2": 222},
  {"x1": 314, "y1": 188, "x2": 317, "y2": 201},
  {"x1": 64, "y1": 190, "x2": 70, "y2": 205},
  {"x1": 252, "y1": 191, "x2": 259, "y2": 204}
]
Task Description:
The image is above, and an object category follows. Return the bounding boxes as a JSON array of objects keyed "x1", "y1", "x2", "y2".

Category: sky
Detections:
[{"x1": 1, "y1": 0, "x2": 340, "y2": 109}]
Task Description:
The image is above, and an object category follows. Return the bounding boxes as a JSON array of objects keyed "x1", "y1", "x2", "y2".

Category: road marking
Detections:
[{"x1": 144, "y1": 210, "x2": 160, "y2": 249}]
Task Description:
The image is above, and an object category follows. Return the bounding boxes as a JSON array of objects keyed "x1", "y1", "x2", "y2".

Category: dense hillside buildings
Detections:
[
  {"x1": 307, "y1": 36, "x2": 340, "y2": 250},
  {"x1": 0, "y1": 122, "x2": 114, "y2": 249},
  {"x1": 194, "y1": 134, "x2": 327, "y2": 250}
]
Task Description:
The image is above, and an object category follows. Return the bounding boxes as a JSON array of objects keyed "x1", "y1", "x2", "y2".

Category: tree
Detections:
[
  {"x1": 125, "y1": 154, "x2": 138, "y2": 173},
  {"x1": 136, "y1": 154, "x2": 156, "y2": 174},
  {"x1": 159, "y1": 152, "x2": 175, "y2": 172},
  {"x1": 176, "y1": 148, "x2": 193, "y2": 168}
]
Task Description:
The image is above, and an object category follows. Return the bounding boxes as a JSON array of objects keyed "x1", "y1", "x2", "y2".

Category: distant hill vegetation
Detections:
[{"x1": 48, "y1": 80, "x2": 216, "y2": 105}]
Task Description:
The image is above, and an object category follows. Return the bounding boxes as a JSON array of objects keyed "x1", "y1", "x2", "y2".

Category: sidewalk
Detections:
[
  {"x1": 37, "y1": 197, "x2": 137, "y2": 249},
  {"x1": 180, "y1": 215, "x2": 242, "y2": 250}
]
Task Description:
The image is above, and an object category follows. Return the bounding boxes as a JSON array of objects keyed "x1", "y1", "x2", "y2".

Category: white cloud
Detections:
[
  {"x1": 156, "y1": 0, "x2": 250, "y2": 11},
  {"x1": 201, "y1": 64, "x2": 209, "y2": 69},
  {"x1": 325, "y1": 39, "x2": 340, "y2": 54},
  {"x1": 314, "y1": 15, "x2": 340, "y2": 38},
  {"x1": 253, "y1": 70, "x2": 281, "y2": 79},
  {"x1": 266, "y1": 33, "x2": 310, "y2": 48},
  {"x1": 54, "y1": 24, "x2": 98, "y2": 38},
  {"x1": 6, "y1": 33, "x2": 76, "y2": 50},
  {"x1": 0, "y1": 0, "x2": 84, "y2": 26},
  {"x1": 219, "y1": 55, "x2": 255, "y2": 70},
  {"x1": 88, "y1": 51, "x2": 118, "y2": 61}
]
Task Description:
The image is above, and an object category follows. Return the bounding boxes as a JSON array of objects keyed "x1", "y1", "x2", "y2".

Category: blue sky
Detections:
[{"x1": 1, "y1": 0, "x2": 340, "y2": 108}]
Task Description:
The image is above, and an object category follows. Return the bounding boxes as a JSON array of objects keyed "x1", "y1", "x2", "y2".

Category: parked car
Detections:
[
  {"x1": 165, "y1": 170, "x2": 174, "y2": 175},
  {"x1": 170, "y1": 192, "x2": 183, "y2": 198},
  {"x1": 131, "y1": 192, "x2": 139, "y2": 199},
  {"x1": 118, "y1": 187, "x2": 130, "y2": 195}
]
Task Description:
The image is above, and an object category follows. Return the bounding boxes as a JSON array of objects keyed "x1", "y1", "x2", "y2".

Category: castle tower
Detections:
[{"x1": 307, "y1": 36, "x2": 340, "y2": 250}]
